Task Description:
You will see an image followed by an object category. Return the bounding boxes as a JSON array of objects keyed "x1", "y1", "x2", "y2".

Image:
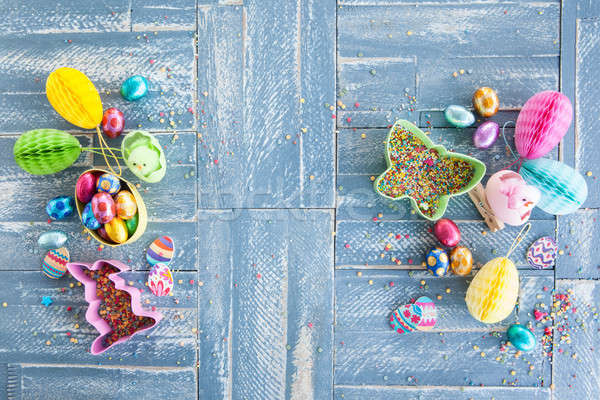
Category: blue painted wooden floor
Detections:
[{"x1": 0, "y1": 1, "x2": 598, "y2": 399}]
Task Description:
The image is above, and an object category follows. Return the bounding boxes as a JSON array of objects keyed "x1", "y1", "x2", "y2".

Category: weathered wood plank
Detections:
[
  {"x1": 0, "y1": 221, "x2": 197, "y2": 271},
  {"x1": 334, "y1": 385, "x2": 551, "y2": 400},
  {"x1": 577, "y1": 0, "x2": 600, "y2": 18},
  {"x1": 0, "y1": 271, "x2": 197, "y2": 366},
  {"x1": 132, "y1": 0, "x2": 196, "y2": 31},
  {"x1": 9, "y1": 364, "x2": 196, "y2": 400},
  {"x1": 197, "y1": 1, "x2": 335, "y2": 208},
  {"x1": 575, "y1": 19, "x2": 600, "y2": 208},
  {"x1": 197, "y1": 209, "x2": 334, "y2": 400},
  {"x1": 337, "y1": 4, "x2": 559, "y2": 59},
  {"x1": 335, "y1": 219, "x2": 556, "y2": 268},
  {"x1": 556, "y1": 209, "x2": 600, "y2": 279},
  {"x1": 0, "y1": 32, "x2": 195, "y2": 133},
  {"x1": 339, "y1": 0, "x2": 558, "y2": 4},
  {"x1": 0, "y1": 0, "x2": 130, "y2": 34},
  {"x1": 335, "y1": 269, "x2": 553, "y2": 332},
  {"x1": 554, "y1": 279, "x2": 600, "y2": 399}
]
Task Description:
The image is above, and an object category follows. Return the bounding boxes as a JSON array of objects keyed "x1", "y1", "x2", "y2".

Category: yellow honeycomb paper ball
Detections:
[{"x1": 465, "y1": 257, "x2": 519, "y2": 324}]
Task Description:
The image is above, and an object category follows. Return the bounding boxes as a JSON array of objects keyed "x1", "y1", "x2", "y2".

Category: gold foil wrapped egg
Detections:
[
  {"x1": 115, "y1": 190, "x2": 137, "y2": 220},
  {"x1": 465, "y1": 257, "x2": 519, "y2": 324},
  {"x1": 104, "y1": 217, "x2": 129, "y2": 244},
  {"x1": 472, "y1": 87, "x2": 499, "y2": 118},
  {"x1": 450, "y1": 246, "x2": 473, "y2": 276}
]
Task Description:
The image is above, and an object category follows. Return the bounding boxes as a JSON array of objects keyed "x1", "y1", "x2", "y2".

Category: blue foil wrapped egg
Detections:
[
  {"x1": 444, "y1": 105, "x2": 475, "y2": 128},
  {"x1": 426, "y1": 247, "x2": 449, "y2": 276},
  {"x1": 120, "y1": 75, "x2": 149, "y2": 101},
  {"x1": 46, "y1": 196, "x2": 75, "y2": 220},
  {"x1": 81, "y1": 202, "x2": 101, "y2": 230},
  {"x1": 96, "y1": 173, "x2": 121, "y2": 195},
  {"x1": 507, "y1": 323, "x2": 536, "y2": 352}
]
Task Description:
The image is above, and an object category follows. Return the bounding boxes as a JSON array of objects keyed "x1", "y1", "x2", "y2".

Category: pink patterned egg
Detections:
[
  {"x1": 91, "y1": 192, "x2": 116, "y2": 224},
  {"x1": 76, "y1": 171, "x2": 100, "y2": 203},
  {"x1": 414, "y1": 296, "x2": 437, "y2": 331},
  {"x1": 148, "y1": 263, "x2": 173, "y2": 297},
  {"x1": 527, "y1": 236, "x2": 558, "y2": 270},
  {"x1": 101, "y1": 108, "x2": 125, "y2": 139}
]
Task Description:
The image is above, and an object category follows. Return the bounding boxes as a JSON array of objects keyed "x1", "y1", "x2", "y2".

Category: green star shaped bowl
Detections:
[{"x1": 373, "y1": 120, "x2": 486, "y2": 221}]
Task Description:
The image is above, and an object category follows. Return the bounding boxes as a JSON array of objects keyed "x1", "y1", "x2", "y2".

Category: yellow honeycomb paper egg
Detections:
[{"x1": 465, "y1": 257, "x2": 519, "y2": 324}]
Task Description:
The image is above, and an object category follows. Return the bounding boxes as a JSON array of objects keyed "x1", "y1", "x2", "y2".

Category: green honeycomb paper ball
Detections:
[{"x1": 13, "y1": 129, "x2": 82, "y2": 175}]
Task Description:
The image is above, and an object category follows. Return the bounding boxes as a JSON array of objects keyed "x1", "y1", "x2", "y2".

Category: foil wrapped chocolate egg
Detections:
[
  {"x1": 120, "y1": 75, "x2": 149, "y2": 101},
  {"x1": 115, "y1": 190, "x2": 137, "y2": 220},
  {"x1": 76, "y1": 171, "x2": 100, "y2": 203},
  {"x1": 46, "y1": 196, "x2": 75, "y2": 220},
  {"x1": 473, "y1": 87, "x2": 499, "y2": 118},
  {"x1": 450, "y1": 246, "x2": 473, "y2": 276},
  {"x1": 101, "y1": 107, "x2": 125, "y2": 139},
  {"x1": 125, "y1": 213, "x2": 139, "y2": 236},
  {"x1": 433, "y1": 218, "x2": 461, "y2": 247},
  {"x1": 426, "y1": 247, "x2": 449, "y2": 276},
  {"x1": 38, "y1": 230, "x2": 67, "y2": 250},
  {"x1": 507, "y1": 323, "x2": 536, "y2": 352},
  {"x1": 97, "y1": 225, "x2": 111, "y2": 242},
  {"x1": 96, "y1": 173, "x2": 121, "y2": 195},
  {"x1": 91, "y1": 192, "x2": 116, "y2": 224},
  {"x1": 81, "y1": 202, "x2": 101, "y2": 230},
  {"x1": 473, "y1": 121, "x2": 499, "y2": 149},
  {"x1": 104, "y1": 217, "x2": 128, "y2": 244},
  {"x1": 444, "y1": 105, "x2": 475, "y2": 128}
]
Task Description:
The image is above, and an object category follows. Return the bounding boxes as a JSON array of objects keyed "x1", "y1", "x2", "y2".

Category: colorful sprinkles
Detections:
[{"x1": 376, "y1": 125, "x2": 476, "y2": 217}]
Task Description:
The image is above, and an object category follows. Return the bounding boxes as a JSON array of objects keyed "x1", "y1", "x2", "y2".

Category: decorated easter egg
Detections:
[
  {"x1": 473, "y1": 121, "x2": 499, "y2": 149},
  {"x1": 46, "y1": 196, "x2": 75, "y2": 220},
  {"x1": 114, "y1": 190, "x2": 137, "y2": 220},
  {"x1": 527, "y1": 236, "x2": 557, "y2": 270},
  {"x1": 101, "y1": 108, "x2": 125, "y2": 139},
  {"x1": 104, "y1": 217, "x2": 128, "y2": 244},
  {"x1": 38, "y1": 230, "x2": 67, "y2": 250},
  {"x1": 81, "y1": 202, "x2": 101, "y2": 230},
  {"x1": 507, "y1": 323, "x2": 536, "y2": 352},
  {"x1": 465, "y1": 257, "x2": 519, "y2": 324},
  {"x1": 433, "y1": 218, "x2": 460, "y2": 247},
  {"x1": 521, "y1": 158, "x2": 587, "y2": 215},
  {"x1": 97, "y1": 225, "x2": 111, "y2": 242},
  {"x1": 472, "y1": 87, "x2": 499, "y2": 117},
  {"x1": 414, "y1": 296, "x2": 437, "y2": 331},
  {"x1": 146, "y1": 236, "x2": 174, "y2": 266},
  {"x1": 148, "y1": 263, "x2": 174, "y2": 297},
  {"x1": 96, "y1": 173, "x2": 121, "y2": 195},
  {"x1": 42, "y1": 247, "x2": 70, "y2": 279},
  {"x1": 91, "y1": 192, "x2": 116, "y2": 224},
  {"x1": 444, "y1": 105, "x2": 475, "y2": 128},
  {"x1": 450, "y1": 246, "x2": 473, "y2": 276},
  {"x1": 76, "y1": 171, "x2": 99, "y2": 203},
  {"x1": 389, "y1": 302, "x2": 422, "y2": 334},
  {"x1": 121, "y1": 75, "x2": 149, "y2": 101},
  {"x1": 125, "y1": 213, "x2": 139, "y2": 236},
  {"x1": 426, "y1": 247, "x2": 449, "y2": 276}
]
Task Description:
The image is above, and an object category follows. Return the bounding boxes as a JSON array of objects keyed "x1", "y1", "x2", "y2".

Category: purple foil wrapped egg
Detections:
[
  {"x1": 473, "y1": 121, "x2": 499, "y2": 149},
  {"x1": 97, "y1": 225, "x2": 112, "y2": 242},
  {"x1": 91, "y1": 192, "x2": 116, "y2": 224},
  {"x1": 76, "y1": 172, "x2": 100, "y2": 203},
  {"x1": 101, "y1": 108, "x2": 125, "y2": 139}
]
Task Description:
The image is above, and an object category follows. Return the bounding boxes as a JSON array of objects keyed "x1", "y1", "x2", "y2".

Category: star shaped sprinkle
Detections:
[{"x1": 41, "y1": 296, "x2": 53, "y2": 307}]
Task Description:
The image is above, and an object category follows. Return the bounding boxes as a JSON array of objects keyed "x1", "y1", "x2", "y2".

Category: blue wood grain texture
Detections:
[
  {"x1": 556, "y1": 209, "x2": 600, "y2": 279},
  {"x1": 554, "y1": 279, "x2": 600, "y2": 399},
  {"x1": 334, "y1": 386, "x2": 551, "y2": 400},
  {"x1": 197, "y1": 0, "x2": 335, "y2": 208},
  {"x1": 197, "y1": 209, "x2": 334, "y2": 400},
  {"x1": 132, "y1": 0, "x2": 196, "y2": 31}
]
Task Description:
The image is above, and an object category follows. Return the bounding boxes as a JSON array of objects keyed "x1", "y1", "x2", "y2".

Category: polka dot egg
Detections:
[
  {"x1": 101, "y1": 107, "x2": 124, "y2": 139},
  {"x1": 450, "y1": 245, "x2": 473, "y2": 276},
  {"x1": 426, "y1": 247, "x2": 449, "y2": 276},
  {"x1": 46, "y1": 196, "x2": 75, "y2": 220},
  {"x1": 96, "y1": 173, "x2": 121, "y2": 195}
]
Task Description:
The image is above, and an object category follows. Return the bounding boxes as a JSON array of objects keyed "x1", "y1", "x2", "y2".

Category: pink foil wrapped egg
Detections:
[
  {"x1": 91, "y1": 192, "x2": 116, "y2": 224},
  {"x1": 148, "y1": 263, "x2": 173, "y2": 297},
  {"x1": 101, "y1": 108, "x2": 125, "y2": 139},
  {"x1": 76, "y1": 171, "x2": 99, "y2": 203},
  {"x1": 515, "y1": 91, "x2": 572, "y2": 160},
  {"x1": 433, "y1": 218, "x2": 461, "y2": 247}
]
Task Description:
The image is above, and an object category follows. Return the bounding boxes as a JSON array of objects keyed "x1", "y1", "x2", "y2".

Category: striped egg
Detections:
[
  {"x1": 148, "y1": 263, "x2": 174, "y2": 297},
  {"x1": 472, "y1": 87, "x2": 499, "y2": 117},
  {"x1": 426, "y1": 247, "x2": 449, "y2": 276},
  {"x1": 42, "y1": 247, "x2": 70, "y2": 279},
  {"x1": 414, "y1": 296, "x2": 437, "y2": 331},
  {"x1": 146, "y1": 236, "x2": 174, "y2": 266},
  {"x1": 450, "y1": 246, "x2": 473, "y2": 276},
  {"x1": 115, "y1": 190, "x2": 137, "y2": 220},
  {"x1": 96, "y1": 173, "x2": 121, "y2": 195},
  {"x1": 91, "y1": 192, "x2": 115, "y2": 224}
]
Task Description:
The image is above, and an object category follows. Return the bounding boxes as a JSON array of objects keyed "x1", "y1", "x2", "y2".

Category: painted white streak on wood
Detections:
[{"x1": 290, "y1": 325, "x2": 314, "y2": 400}]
